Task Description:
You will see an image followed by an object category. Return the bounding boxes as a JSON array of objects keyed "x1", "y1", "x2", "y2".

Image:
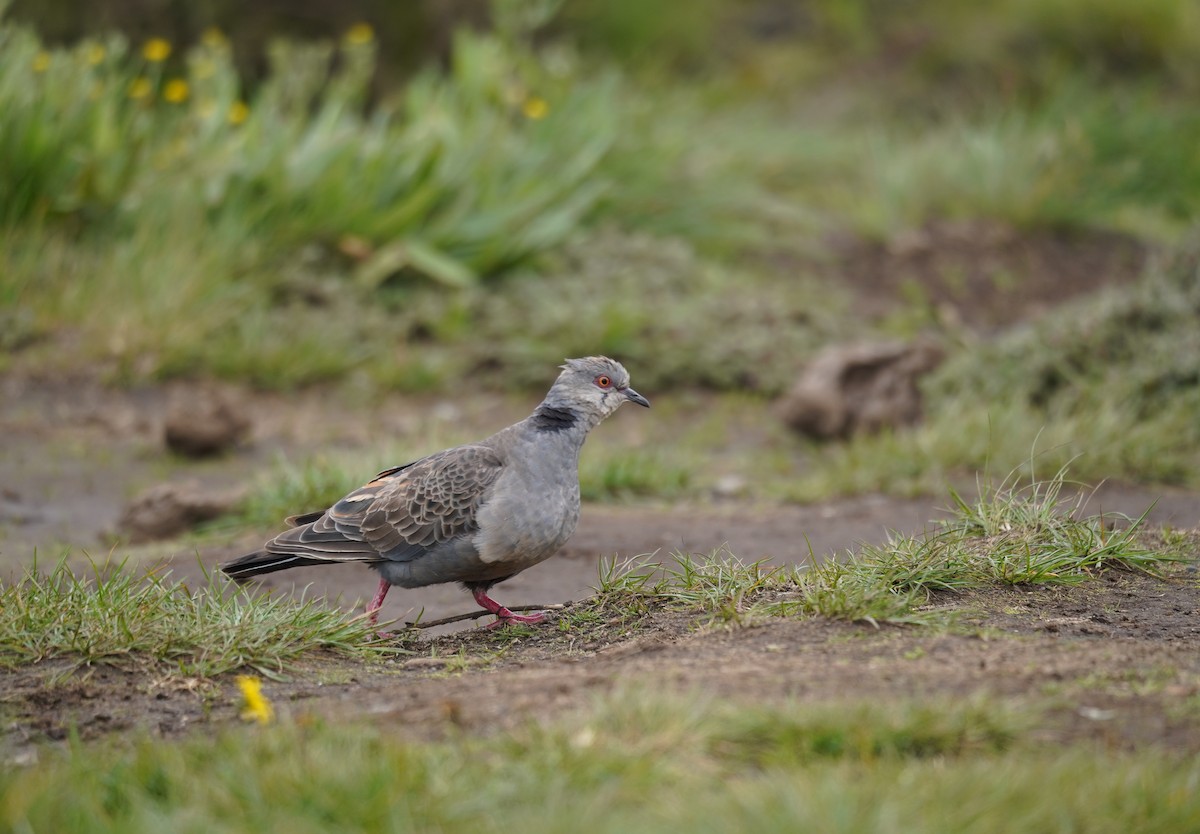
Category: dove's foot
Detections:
[
  {"x1": 484, "y1": 609, "x2": 546, "y2": 629},
  {"x1": 472, "y1": 587, "x2": 546, "y2": 628}
]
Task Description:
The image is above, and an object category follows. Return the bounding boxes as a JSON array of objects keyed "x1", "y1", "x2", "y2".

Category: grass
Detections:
[
  {"x1": 0, "y1": 0, "x2": 1196, "y2": 684},
  {"x1": 4, "y1": 2, "x2": 1200, "y2": 401},
  {"x1": 578, "y1": 447, "x2": 693, "y2": 502},
  {"x1": 0, "y1": 557, "x2": 397, "y2": 678},
  {"x1": 1, "y1": 470, "x2": 1165, "y2": 683},
  {"x1": 3, "y1": 6, "x2": 1198, "y2": 823},
  {"x1": 595, "y1": 469, "x2": 1167, "y2": 627},
  {"x1": 708, "y1": 696, "x2": 1023, "y2": 765},
  {"x1": 0, "y1": 469, "x2": 1194, "y2": 831},
  {"x1": 0, "y1": 21, "x2": 615, "y2": 277},
  {"x1": 234, "y1": 454, "x2": 367, "y2": 530},
  {"x1": 0, "y1": 15, "x2": 625, "y2": 385},
  {"x1": 3, "y1": 689, "x2": 1199, "y2": 833}
]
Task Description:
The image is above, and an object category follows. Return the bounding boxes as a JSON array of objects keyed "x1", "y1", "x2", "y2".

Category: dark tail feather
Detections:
[
  {"x1": 220, "y1": 550, "x2": 331, "y2": 581},
  {"x1": 285, "y1": 510, "x2": 325, "y2": 527}
]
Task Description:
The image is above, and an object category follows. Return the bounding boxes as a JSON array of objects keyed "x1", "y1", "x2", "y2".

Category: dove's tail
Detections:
[{"x1": 220, "y1": 550, "x2": 330, "y2": 580}]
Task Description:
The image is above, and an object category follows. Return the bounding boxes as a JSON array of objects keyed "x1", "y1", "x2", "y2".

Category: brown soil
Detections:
[{"x1": 827, "y1": 220, "x2": 1149, "y2": 331}]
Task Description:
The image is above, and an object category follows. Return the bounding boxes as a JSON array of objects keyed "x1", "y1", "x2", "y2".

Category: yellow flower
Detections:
[
  {"x1": 522, "y1": 96, "x2": 549, "y2": 120},
  {"x1": 228, "y1": 100, "x2": 249, "y2": 125},
  {"x1": 32, "y1": 51, "x2": 51, "y2": 73},
  {"x1": 344, "y1": 23, "x2": 375, "y2": 46},
  {"x1": 237, "y1": 675, "x2": 275, "y2": 725},
  {"x1": 86, "y1": 44, "x2": 106, "y2": 66},
  {"x1": 163, "y1": 79, "x2": 189, "y2": 103},
  {"x1": 201, "y1": 27, "x2": 227, "y2": 48},
  {"x1": 142, "y1": 38, "x2": 171, "y2": 62},
  {"x1": 128, "y1": 77, "x2": 152, "y2": 99}
]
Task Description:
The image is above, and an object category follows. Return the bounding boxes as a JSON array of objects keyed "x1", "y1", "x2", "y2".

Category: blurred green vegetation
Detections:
[
  {"x1": 2, "y1": 0, "x2": 1199, "y2": 493},
  {"x1": 5, "y1": 689, "x2": 1200, "y2": 833}
]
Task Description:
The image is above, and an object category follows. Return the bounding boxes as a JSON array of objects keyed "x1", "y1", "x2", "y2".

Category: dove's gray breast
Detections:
[{"x1": 374, "y1": 425, "x2": 582, "y2": 589}]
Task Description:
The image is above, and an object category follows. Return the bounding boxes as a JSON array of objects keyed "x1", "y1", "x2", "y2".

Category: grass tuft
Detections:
[
  {"x1": 0, "y1": 557, "x2": 398, "y2": 678},
  {"x1": 596, "y1": 470, "x2": 1169, "y2": 627}
]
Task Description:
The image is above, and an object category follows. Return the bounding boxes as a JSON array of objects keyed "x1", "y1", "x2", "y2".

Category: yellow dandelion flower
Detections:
[
  {"x1": 86, "y1": 44, "x2": 106, "y2": 66},
  {"x1": 228, "y1": 100, "x2": 249, "y2": 125},
  {"x1": 521, "y1": 96, "x2": 549, "y2": 120},
  {"x1": 344, "y1": 23, "x2": 375, "y2": 46},
  {"x1": 163, "y1": 78, "x2": 189, "y2": 103},
  {"x1": 142, "y1": 38, "x2": 171, "y2": 62},
  {"x1": 201, "y1": 27, "x2": 227, "y2": 48},
  {"x1": 237, "y1": 675, "x2": 274, "y2": 725},
  {"x1": 128, "y1": 77, "x2": 152, "y2": 99},
  {"x1": 32, "y1": 51, "x2": 51, "y2": 73}
]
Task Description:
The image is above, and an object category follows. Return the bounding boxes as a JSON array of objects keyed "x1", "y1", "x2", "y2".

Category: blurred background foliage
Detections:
[{"x1": 2, "y1": 0, "x2": 1198, "y2": 482}]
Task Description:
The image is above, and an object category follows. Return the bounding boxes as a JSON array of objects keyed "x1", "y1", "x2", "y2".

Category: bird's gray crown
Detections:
[{"x1": 558, "y1": 356, "x2": 631, "y2": 388}]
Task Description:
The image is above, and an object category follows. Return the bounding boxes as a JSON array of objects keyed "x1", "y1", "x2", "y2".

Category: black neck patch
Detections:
[{"x1": 531, "y1": 405, "x2": 579, "y2": 433}]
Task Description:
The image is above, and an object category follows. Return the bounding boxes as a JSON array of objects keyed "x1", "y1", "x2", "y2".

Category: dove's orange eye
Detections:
[{"x1": 595, "y1": 375, "x2": 613, "y2": 389}]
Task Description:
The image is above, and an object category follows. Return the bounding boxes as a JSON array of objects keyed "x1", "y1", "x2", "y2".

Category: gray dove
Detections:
[{"x1": 221, "y1": 357, "x2": 649, "y2": 627}]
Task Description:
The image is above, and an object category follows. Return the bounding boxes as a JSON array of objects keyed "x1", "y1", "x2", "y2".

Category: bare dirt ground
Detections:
[
  {"x1": 828, "y1": 220, "x2": 1149, "y2": 330},
  {"x1": 3, "y1": 227, "x2": 1199, "y2": 762}
]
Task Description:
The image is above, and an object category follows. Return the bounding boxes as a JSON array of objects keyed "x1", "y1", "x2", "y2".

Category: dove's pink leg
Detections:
[
  {"x1": 471, "y1": 588, "x2": 545, "y2": 626},
  {"x1": 366, "y1": 578, "x2": 391, "y2": 625}
]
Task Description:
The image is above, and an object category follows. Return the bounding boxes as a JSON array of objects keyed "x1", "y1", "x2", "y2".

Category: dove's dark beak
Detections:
[{"x1": 623, "y1": 387, "x2": 650, "y2": 408}]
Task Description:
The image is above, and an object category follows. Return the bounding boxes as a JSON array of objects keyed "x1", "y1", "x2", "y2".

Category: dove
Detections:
[{"x1": 221, "y1": 357, "x2": 649, "y2": 627}]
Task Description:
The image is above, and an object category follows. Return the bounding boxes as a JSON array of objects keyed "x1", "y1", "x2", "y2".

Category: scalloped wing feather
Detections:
[{"x1": 263, "y1": 446, "x2": 504, "y2": 563}]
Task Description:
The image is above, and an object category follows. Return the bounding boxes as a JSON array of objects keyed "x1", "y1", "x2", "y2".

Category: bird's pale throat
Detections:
[{"x1": 531, "y1": 405, "x2": 580, "y2": 432}]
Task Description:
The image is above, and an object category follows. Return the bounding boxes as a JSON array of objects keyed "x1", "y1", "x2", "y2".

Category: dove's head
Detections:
[{"x1": 539, "y1": 356, "x2": 650, "y2": 426}]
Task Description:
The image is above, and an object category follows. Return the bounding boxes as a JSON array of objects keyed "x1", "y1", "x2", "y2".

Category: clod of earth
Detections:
[
  {"x1": 164, "y1": 385, "x2": 252, "y2": 457},
  {"x1": 776, "y1": 338, "x2": 944, "y2": 439},
  {"x1": 116, "y1": 481, "x2": 244, "y2": 543}
]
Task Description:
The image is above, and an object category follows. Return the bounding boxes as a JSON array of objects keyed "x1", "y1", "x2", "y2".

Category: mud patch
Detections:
[
  {"x1": 1, "y1": 660, "x2": 214, "y2": 755},
  {"x1": 827, "y1": 221, "x2": 1148, "y2": 330}
]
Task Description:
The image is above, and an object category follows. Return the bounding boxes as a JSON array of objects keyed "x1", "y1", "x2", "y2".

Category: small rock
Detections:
[
  {"x1": 776, "y1": 339, "x2": 945, "y2": 440},
  {"x1": 7, "y1": 747, "x2": 38, "y2": 768},
  {"x1": 164, "y1": 386, "x2": 251, "y2": 457},
  {"x1": 712, "y1": 474, "x2": 748, "y2": 499},
  {"x1": 117, "y1": 481, "x2": 244, "y2": 543},
  {"x1": 430, "y1": 402, "x2": 462, "y2": 423}
]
